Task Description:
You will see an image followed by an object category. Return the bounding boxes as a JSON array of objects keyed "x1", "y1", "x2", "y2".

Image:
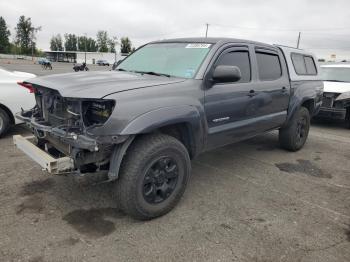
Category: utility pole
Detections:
[
  {"x1": 205, "y1": 23, "x2": 209, "y2": 38},
  {"x1": 84, "y1": 33, "x2": 87, "y2": 64},
  {"x1": 296, "y1": 32, "x2": 301, "y2": 49}
]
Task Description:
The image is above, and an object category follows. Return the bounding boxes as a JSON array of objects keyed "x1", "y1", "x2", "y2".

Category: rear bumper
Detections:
[
  {"x1": 13, "y1": 135, "x2": 74, "y2": 174},
  {"x1": 317, "y1": 107, "x2": 347, "y2": 120}
]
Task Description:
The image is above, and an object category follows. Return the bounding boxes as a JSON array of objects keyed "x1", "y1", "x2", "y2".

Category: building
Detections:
[{"x1": 44, "y1": 51, "x2": 127, "y2": 64}]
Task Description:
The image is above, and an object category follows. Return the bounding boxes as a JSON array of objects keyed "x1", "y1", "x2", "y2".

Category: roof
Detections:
[{"x1": 151, "y1": 37, "x2": 274, "y2": 48}]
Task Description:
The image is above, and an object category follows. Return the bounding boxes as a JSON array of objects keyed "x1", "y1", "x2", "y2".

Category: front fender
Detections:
[
  {"x1": 120, "y1": 105, "x2": 202, "y2": 134},
  {"x1": 120, "y1": 105, "x2": 204, "y2": 155}
]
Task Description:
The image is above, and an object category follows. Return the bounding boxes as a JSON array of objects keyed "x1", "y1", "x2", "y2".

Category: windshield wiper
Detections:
[
  {"x1": 135, "y1": 71, "x2": 171, "y2": 77},
  {"x1": 116, "y1": 68, "x2": 127, "y2": 72}
]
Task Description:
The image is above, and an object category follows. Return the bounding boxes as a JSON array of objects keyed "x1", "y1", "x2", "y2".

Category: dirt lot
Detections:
[{"x1": 0, "y1": 60, "x2": 349, "y2": 262}]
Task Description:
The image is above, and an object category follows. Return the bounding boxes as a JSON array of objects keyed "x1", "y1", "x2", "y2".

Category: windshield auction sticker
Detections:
[{"x1": 185, "y1": 43, "x2": 211, "y2": 48}]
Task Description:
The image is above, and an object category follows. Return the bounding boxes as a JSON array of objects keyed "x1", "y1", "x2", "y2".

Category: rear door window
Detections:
[{"x1": 255, "y1": 51, "x2": 282, "y2": 81}]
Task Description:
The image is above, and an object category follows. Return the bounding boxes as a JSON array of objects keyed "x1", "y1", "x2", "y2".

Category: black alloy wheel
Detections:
[{"x1": 142, "y1": 156, "x2": 179, "y2": 204}]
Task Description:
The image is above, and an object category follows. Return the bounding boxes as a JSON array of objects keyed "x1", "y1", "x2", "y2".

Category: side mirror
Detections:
[{"x1": 212, "y1": 65, "x2": 241, "y2": 83}]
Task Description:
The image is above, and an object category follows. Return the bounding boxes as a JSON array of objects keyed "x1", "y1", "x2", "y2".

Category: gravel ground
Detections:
[{"x1": 0, "y1": 60, "x2": 349, "y2": 262}]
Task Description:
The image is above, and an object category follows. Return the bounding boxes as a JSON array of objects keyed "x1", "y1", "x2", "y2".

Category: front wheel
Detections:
[
  {"x1": 279, "y1": 106, "x2": 310, "y2": 151},
  {"x1": 114, "y1": 134, "x2": 191, "y2": 220},
  {"x1": 85, "y1": 67, "x2": 89, "y2": 71}
]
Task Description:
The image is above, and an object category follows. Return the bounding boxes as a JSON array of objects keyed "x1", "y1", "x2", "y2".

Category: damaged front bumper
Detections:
[
  {"x1": 16, "y1": 111, "x2": 100, "y2": 152},
  {"x1": 13, "y1": 135, "x2": 74, "y2": 174},
  {"x1": 14, "y1": 109, "x2": 130, "y2": 180},
  {"x1": 317, "y1": 92, "x2": 350, "y2": 120}
]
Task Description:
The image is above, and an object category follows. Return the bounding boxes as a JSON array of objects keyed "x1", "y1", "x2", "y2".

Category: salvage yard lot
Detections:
[{"x1": 0, "y1": 61, "x2": 349, "y2": 262}]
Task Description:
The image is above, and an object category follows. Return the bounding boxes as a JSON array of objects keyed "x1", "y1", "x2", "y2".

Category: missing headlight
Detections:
[{"x1": 83, "y1": 100, "x2": 115, "y2": 127}]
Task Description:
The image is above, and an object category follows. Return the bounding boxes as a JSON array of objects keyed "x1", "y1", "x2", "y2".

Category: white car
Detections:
[
  {"x1": 0, "y1": 67, "x2": 36, "y2": 137},
  {"x1": 317, "y1": 64, "x2": 350, "y2": 128}
]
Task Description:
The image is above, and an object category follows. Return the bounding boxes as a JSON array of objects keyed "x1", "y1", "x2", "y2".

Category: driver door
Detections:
[{"x1": 204, "y1": 45, "x2": 261, "y2": 149}]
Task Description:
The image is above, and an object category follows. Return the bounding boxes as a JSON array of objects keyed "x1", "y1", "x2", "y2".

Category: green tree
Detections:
[
  {"x1": 50, "y1": 34, "x2": 63, "y2": 51},
  {"x1": 15, "y1": 15, "x2": 40, "y2": 55},
  {"x1": 64, "y1": 33, "x2": 78, "y2": 51},
  {"x1": 0, "y1": 16, "x2": 11, "y2": 53},
  {"x1": 78, "y1": 36, "x2": 98, "y2": 52},
  {"x1": 96, "y1": 30, "x2": 108, "y2": 52},
  {"x1": 120, "y1": 37, "x2": 132, "y2": 54}
]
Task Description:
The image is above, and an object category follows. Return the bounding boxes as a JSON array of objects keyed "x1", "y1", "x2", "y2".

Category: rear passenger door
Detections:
[{"x1": 252, "y1": 47, "x2": 290, "y2": 126}]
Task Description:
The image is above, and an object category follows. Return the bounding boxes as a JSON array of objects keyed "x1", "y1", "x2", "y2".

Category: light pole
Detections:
[
  {"x1": 30, "y1": 26, "x2": 41, "y2": 60},
  {"x1": 113, "y1": 36, "x2": 118, "y2": 63}
]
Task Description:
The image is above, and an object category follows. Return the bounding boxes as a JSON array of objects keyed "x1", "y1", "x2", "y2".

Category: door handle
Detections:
[
  {"x1": 248, "y1": 90, "x2": 256, "y2": 97},
  {"x1": 281, "y1": 86, "x2": 287, "y2": 93}
]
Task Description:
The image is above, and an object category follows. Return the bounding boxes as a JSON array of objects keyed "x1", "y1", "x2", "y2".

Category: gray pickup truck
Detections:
[{"x1": 14, "y1": 38, "x2": 323, "y2": 220}]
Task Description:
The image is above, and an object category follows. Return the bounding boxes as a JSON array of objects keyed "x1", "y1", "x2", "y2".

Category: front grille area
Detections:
[
  {"x1": 37, "y1": 90, "x2": 83, "y2": 130},
  {"x1": 322, "y1": 96, "x2": 333, "y2": 108},
  {"x1": 321, "y1": 92, "x2": 342, "y2": 109}
]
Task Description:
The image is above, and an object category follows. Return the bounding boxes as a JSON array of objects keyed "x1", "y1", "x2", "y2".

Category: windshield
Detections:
[
  {"x1": 320, "y1": 67, "x2": 350, "y2": 82},
  {"x1": 116, "y1": 42, "x2": 212, "y2": 78}
]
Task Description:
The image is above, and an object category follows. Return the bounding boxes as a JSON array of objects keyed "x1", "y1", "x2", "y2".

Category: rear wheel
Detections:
[
  {"x1": 279, "y1": 106, "x2": 310, "y2": 151},
  {"x1": 0, "y1": 108, "x2": 11, "y2": 138},
  {"x1": 114, "y1": 134, "x2": 191, "y2": 220}
]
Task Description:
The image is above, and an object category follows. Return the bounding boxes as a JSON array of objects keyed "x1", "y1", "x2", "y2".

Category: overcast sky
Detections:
[{"x1": 1, "y1": 0, "x2": 350, "y2": 59}]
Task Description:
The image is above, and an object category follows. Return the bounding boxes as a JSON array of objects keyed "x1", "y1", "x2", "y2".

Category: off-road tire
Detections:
[
  {"x1": 279, "y1": 106, "x2": 310, "y2": 151},
  {"x1": 115, "y1": 134, "x2": 191, "y2": 220},
  {"x1": 0, "y1": 108, "x2": 11, "y2": 138},
  {"x1": 345, "y1": 107, "x2": 350, "y2": 129}
]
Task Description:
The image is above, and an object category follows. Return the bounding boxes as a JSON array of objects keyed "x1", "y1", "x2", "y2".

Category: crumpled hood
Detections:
[
  {"x1": 323, "y1": 81, "x2": 350, "y2": 94},
  {"x1": 26, "y1": 71, "x2": 185, "y2": 98}
]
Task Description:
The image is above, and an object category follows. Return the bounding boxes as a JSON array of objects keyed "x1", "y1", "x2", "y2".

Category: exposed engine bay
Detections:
[{"x1": 17, "y1": 86, "x2": 120, "y2": 175}]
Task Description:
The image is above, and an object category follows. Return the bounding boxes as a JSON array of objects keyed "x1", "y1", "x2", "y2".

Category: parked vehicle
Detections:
[
  {"x1": 0, "y1": 68, "x2": 36, "y2": 137},
  {"x1": 73, "y1": 62, "x2": 89, "y2": 72},
  {"x1": 96, "y1": 60, "x2": 110, "y2": 66},
  {"x1": 41, "y1": 60, "x2": 52, "y2": 70},
  {"x1": 14, "y1": 38, "x2": 323, "y2": 220},
  {"x1": 316, "y1": 64, "x2": 350, "y2": 128},
  {"x1": 37, "y1": 58, "x2": 50, "y2": 65}
]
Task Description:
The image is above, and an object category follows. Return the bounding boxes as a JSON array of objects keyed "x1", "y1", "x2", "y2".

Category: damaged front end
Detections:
[
  {"x1": 318, "y1": 92, "x2": 350, "y2": 119},
  {"x1": 15, "y1": 85, "x2": 128, "y2": 179}
]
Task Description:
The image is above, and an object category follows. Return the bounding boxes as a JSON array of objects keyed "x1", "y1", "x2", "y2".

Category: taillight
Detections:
[{"x1": 17, "y1": 82, "x2": 35, "y2": 93}]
